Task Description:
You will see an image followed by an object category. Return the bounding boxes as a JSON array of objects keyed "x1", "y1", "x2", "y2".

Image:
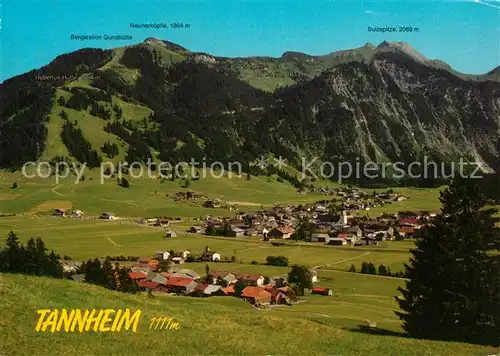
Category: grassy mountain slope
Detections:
[{"x1": 2, "y1": 273, "x2": 499, "y2": 356}]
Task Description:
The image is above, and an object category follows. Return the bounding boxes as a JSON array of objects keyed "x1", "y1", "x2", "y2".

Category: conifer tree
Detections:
[
  {"x1": 395, "y1": 177, "x2": 500, "y2": 346},
  {"x1": 0, "y1": 231, "x2": 24, "y2": 273},
  {"x1": 34, "y1": 237, "x2": 49, "y2": 273},
  {"x1": 360, "y1": 262, "x2": 368, "y2": 274},
  {"x1": 24, "y1": 238, "x2": 40, "y2": 275},
  {"x1": 117, "y1": 267, "x2": 139, "y2": 293},
  {"x1": 45, "y1": 250, "x2": 63, "y2": 278},
  {"x1": 84, "y1": 258, "x2": 105, "y2": 285},
  {"x1": 378, "y1": 264, "x2": 388, "y2": 276},
  {"x1": 102, "y1": 258, "x2": 117, "y2": 290},
  {"x1": 366, "y1": 262, "x2": 377, "y2": 275}
]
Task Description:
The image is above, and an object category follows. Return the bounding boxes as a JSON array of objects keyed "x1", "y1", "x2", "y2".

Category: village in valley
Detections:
[{"x1": 54, "y1": 186, "x2": 435, "y2": 307}]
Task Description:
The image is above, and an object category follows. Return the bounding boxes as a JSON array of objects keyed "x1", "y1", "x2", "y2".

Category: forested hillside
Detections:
[{"x1": 1, "y1": 39, "x2": 499, "y2": 191}]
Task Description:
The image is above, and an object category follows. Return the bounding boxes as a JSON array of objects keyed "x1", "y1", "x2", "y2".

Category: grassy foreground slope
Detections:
[{"x1": 1, "y1": 274, "x2": 499, "y2": 356}]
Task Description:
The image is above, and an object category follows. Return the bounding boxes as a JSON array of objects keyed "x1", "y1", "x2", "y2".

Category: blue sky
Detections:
[{"x1": 1, "y1": 0, "x2": 499, "y2": 81}]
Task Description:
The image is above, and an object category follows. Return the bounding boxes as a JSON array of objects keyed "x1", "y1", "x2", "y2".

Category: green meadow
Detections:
[
  {"x1": 0, "y1": 214, "x2": 410, "y2": 272},
  {"x1": 1, "y1": 273, "x2": 499, "y2": 356},
  {"x1": 0, "y1": 169, "x2": 440, "y2": 271},
  {"x1": 0, "y1": 170, "x2": 331, "y2": 217},
  {"x1": 0, "y1": 168, "x2": 443, "y2": 217}
]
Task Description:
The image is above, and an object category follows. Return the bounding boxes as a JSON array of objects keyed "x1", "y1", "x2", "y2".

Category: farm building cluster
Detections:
[{"x1": 126, "y1": 263, "x2": 331, "y2": 305}]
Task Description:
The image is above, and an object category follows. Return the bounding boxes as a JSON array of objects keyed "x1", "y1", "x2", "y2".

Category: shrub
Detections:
[
  {"x1": 266, "y1": 255, "x2": 289, "y2": 266},
  {"x1": 119, "y1": 177, "x2": 130, "y2": 188},
  {"x1": 378, "y1": 264, "x2": 388, "y2": 276},
  {"x1": 367, "y1": 263, "x2": 377, "y2": 275}
]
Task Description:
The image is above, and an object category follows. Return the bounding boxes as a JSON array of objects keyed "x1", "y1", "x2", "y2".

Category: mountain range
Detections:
[{"x1": 1, "y1": 38, "x2": 499, "y2": 186}]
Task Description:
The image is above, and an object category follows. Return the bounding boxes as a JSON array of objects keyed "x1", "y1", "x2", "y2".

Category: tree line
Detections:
[
  {"x1": 77, "y1": 258, "x2": 139, "y2": 294},
  {"x1": 0, "y1": 231, "x2": 63, "y2": 277},
  {"x1": 348, "y1": 262, "x2": 407, "y2": 278},
  {"x1": 0, "y1": 232, "x2": 141, "y2": 295}
]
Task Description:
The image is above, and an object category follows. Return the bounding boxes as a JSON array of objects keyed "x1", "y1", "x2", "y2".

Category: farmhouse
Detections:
[
  {"x1": 264, "y1": 286, "x2": 289, "y2": 304},
  {"x1": 348, "y1": 226, "x2": 363, "y2": 237},
  {"x1": 241, "y1": 286, "x2": 272, "y2": 305},
  {"x1": 237, "y1": 273, "x2": 264, "y2": 286},
  {"x1": 209, "y1": 271, "x2": 237, "y2": 284},
  {"x1": 267, "y1": 226, "x2": 295, "y2": 239},
  {"x1": 131, "y1": 265, "x2": 152, "y2": 274},
  {"x1": 314, "y1": 205, "x2": 328, "y2": 213},
  {"x1": 203, "y1": 200, "x2": 221, "y2": 208},
  {"x1": 169, "y1": 268, "x2": 200, "y2": 279},
  {"x1": 188, "y1": 226, "x2": 203, "y2": 234},
  {"x1": 312, "y1": 287, "x2": 333, "y2": 296},
  {"x1": 181, "y1": 249, "x2": 191, "y2": 259},
  {"x1": 172, "y1": 257, "x2": 185, "y2": 264},
  {"x1": 62, "y1": 261, "x2": 82, "y2": 273},
  {"x1": 199, "y1": 246, "x2": 221, "y2": 261},
  {"x1": 151, "y1": 273, "x2": 169, "y2": 285},
  {"x1": 154, "y1": 218, "x2": 169, "y2": 227},
  {"x1": 399, "y1": 227, "x2": 417, "y2": 238},
  {"x1": 244, "y1": 229, "x2": 257, "y2": 236},
  {"x1": 397, "y1": 211, "x2": 421, "y2": 219},
  {"x1": 53, "y1": 209, "x2": 66, "y2": 217},
  {"x1": 155, "y1": 251, "x2": 170, "y2": 260},
  {"x1": 310, "y1": 233, "x2": 330, "y2": 243},
  {"x1": 137, "y1": 280, "x2": 169, "y2": 292},
  {"x1": 71, "y1": 209, "x2": 83, "y2": 218},
  {"x1": 194, "y1": 283, "x2": 222, "y2": 296},
  {"x1": 398, "y1": 218, "x2": 419, "y2": 228},
  {"x1": 100, "y1": 212, "x2": 115, "y2": 220},
  {"x1": 226, "y1": 226, "x2": 245, "y2": 237},
  {"x1": 128, "y1": 272, "x2": 147, "y2": 281},
  {"x1": 328, "y1": 237, "x2": 348, "y2": 245},
  {"x1": 205, "y1": 252, "x2": 221, "y2": 262},
  {"x1": 310, "y1": 269, "x2": 318, "y2": 283},
  {"x1": 164, "y1": 230, "x2": 177, "y2": 238},
  {"x1": 166, "y1": 277, "x2": 197, "y2": 294},
  {"x1": 220, "y1": 285, "x2": 236, "y2": 296}
]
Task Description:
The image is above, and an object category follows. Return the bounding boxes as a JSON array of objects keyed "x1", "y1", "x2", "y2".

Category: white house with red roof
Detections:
[{"x1": 237, "y1": 273, "x2": 264, "y2": 286}]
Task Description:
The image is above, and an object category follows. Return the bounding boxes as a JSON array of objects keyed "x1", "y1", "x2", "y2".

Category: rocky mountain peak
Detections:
[
  {"x1": 143, "y1": 37, "x2": 191, "y2": 53},
  {"x1": 376, "y1": 41, "x2": 428, "y2": 63}
]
